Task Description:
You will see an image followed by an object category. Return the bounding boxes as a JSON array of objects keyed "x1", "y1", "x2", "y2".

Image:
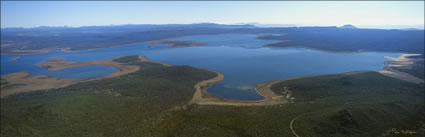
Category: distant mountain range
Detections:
[
  {"x1": 0, "y1": 23, "x2": 256, "y2": 32},
  {"x1": 339, "y1": 24, "x2": 358, "y2": 29},
  {"x1": 2, "y1": 23, "x2": 423, "y2": 32},
  {"x1": 1, "y1": 23, "x2": 423, "y2": 55}
]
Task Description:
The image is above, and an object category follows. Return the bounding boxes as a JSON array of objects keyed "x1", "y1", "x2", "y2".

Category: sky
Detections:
[{"x1": 1, "y1": 1, "x2": 424, "y2": 29}]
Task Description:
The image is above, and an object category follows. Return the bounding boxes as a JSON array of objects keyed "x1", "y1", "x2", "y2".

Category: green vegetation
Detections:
[
  {"x1": 396, "y1": 60, "x2": 425, "y2": 80},
  {"x1": 154, "y1": 40, "x2": 203, "y2": 48},
  {"x1": 154, "y1": 72, "x2": 424, "y2": 137},
  {"x1": 269, "y1": 72, "x2": 424, "y2": 136},
  {"x1": 1, "y1": 56, "x2": 217, "y2": 137},
  {"x1": 0, "y1": 79, "x2": 26, "y2": 90},
  {"x1": 155, "y1": 72, "x2": 423, "y2": 137},
  {"x1": 112, "y1": 55, "x2": 141, "y2": 63},
  {"x1": 169, "y1": 102, "x2": 423, "y2": 137},
  {"x1": 1, "y1": 56, "x2": 423, "y2": 137},
  {"x1": 271, "y1": 72, "x2": 422, "y2": 101}
]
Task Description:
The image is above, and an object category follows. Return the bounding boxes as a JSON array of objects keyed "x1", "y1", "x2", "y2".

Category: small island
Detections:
[
  {"x1": 150, "y1": 40, "x2": 205, "y2": 48},
  {"x1": 10, "y1": 56, "x2": 20, "y2": 61}
]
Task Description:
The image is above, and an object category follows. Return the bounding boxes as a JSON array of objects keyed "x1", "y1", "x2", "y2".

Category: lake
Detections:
[{"x1": 0, "y1": 34, "x2": 400, "y2": 100}]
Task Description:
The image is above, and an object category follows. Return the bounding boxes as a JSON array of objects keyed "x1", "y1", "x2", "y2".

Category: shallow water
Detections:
[{"x1": 1, "y1": 34, "x2": 400, "y2": 100}]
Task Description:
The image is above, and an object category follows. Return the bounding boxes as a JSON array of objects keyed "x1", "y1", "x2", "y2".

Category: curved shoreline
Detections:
[
  {"x1": 192, "y1": 66, "x2": 422, "y2": 107},
  {"x1": 190, "y1": 70, "x2": 288, "y2": 106},
  {"x1": 1, "y1": 57, "x2": 142, "y2": 98},
  {"x1": 35, "y1": 57, "x2": 141, "y2": 79},
  {"x1": 189, "y1": 70, "x2": 373, "y2": 106},
  {"x1": 3, "y1": 52, "x2": 422, "y2": 105},
  {"x1": 190, "y1": 68, "x2": 373, "y2": 106},
  {"x1": 190, "y1": 53, "x2": 424, "y2": 106}
]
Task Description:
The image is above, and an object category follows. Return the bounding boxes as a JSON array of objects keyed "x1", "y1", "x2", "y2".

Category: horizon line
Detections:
[{"x1": 1, "y1": 22, "x2": 424, "y2": 30}]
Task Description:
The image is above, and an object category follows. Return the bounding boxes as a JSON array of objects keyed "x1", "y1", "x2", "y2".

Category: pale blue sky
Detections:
[{"x1": 1, "y1": 1, "x2": 424, "y2": 28}]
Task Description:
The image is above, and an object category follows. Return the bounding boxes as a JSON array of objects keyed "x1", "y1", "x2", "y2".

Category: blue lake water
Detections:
[{"x1": 1, "y1": 34, "x2": 401, "y2": 100}]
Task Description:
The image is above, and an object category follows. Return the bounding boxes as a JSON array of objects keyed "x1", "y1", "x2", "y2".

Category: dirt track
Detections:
[{"x1": 290, "y1": 114, "x2": 303, "y2": 137}]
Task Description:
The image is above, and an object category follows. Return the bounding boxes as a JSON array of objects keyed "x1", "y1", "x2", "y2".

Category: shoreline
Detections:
[
  {"x1": 1, "y1": 56, "x2": 142, "y2": 98},
  {"x1": 3, "y1": 45, "x2": 422, "y2": 104},
  {"x1": 2, "y1": 34, "x2": 417, "y2": 56},
  {"x1": 264, "y1": 44, "x2": 367, "y2": 54},
  {"x1": 0, "y1": 49, "x2": 53, "y2": 55},
  {"x1": 379, "y1": 53, "x2": 424, "y2": 84},
  {"x1": 190, "y1": 70, "x2": 288, "y2": 106},
  {"x1": 263, "y1": 43, "x2": 410, "y2": 54},
  {"x1": 190, "y1": 53, "x2": 424, "y2": 106},
  {"x1": 1, "y1": 37, "x2": 205, "y2": 55},
  {"x1": 259, "y1": 37, "x2": 417, "y2": 55},
  {"x1": 191, "y1": 70, "x2": 371, "y2": 106},
  {"x1": 35, "y1": 57, "x2": 139, "y2": 74},
  {"x1": 3, "y1": 32, "x2": 416, "y2": 56},
  {"x1": 0, "y1": 41, "x2": 150, "y2": 55}
]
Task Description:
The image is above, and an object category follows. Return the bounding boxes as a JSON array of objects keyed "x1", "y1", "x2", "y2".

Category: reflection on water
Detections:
[{"x1": 1, "y1": 34, "x2": 401, "y2": 101}]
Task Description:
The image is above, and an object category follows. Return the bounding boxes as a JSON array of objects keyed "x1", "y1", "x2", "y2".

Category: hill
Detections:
[{"x1": 340, "y1": 24, "x2": 358, "y2": 29}]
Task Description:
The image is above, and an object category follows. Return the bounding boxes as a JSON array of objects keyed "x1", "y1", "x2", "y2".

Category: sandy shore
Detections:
[
  {"x1": 3, "y1": 52, "x2": 422, "y2": 105},
  {"x1": 10, "y1": 56, "x2": 20, "y2": 61},
  {"x1": 190, "y1": 70, "x2": 224, "y2": 104},
  {"x1": 139, "y1": 56, "x2": 172, "y2": 67},
  {"x1": 190, "y1": 70, "x2": 290, "y2": 106},
  {"x1": 190, "y1": 60, "x2": 423, "y2": 107},
  {"x1": 1, "y1": 49, "x2": 52, "y2": 55},
  {"x1": 190, "y1": 71, "x2": 364, "y2": 106},
  {"x1": 1, "y1": 72, "x2": 81, "y2": 97},
  {"x1": 1, "y1": 56, "x2": 142, "y2": 97},
  {"x1": 379, "y1": 53, "x2": 424, "y2": 84},
  {"x1": 36, "y1": 57, "x2": 139, "y2": 75}
]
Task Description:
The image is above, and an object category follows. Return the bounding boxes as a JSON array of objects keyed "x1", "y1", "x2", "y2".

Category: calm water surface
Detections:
[{"x1": 1, "y1": 34, "x2": 400, "y2": 100}]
